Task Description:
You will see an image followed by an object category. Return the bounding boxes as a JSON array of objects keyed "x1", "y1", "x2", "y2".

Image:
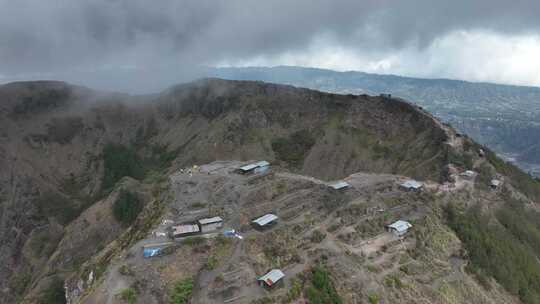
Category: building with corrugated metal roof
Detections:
[
  {"x1": 258, "y1": 269, "x2": 285, "y2": 288},
  {"x1": 171, "y1": 224, "x2": 200, "y2": 238},
  {"x1": 386, "y1": 220, "x2": 412, "y2": 236},
  {"x1": 329, "y1": 180, "x2": 351, "y2": 190},
  {"x1": 237, "y1": 161, "x2": 270, "y2": 174},
  {"x1": 399, "y1": 180, "x2": 423, "y2": 191},
  {"x1": 491, "y1": 179, "x2": 502, "y2": 189},
  {"x1": 252, "y1": 214, "x2": 278, "y2": 230},
  {"x1": 460, "y1": 170, "x2": 476, "y2": 179},
  {"x1": 198, "y1": 216, "x2": 223, "y2": 233}
]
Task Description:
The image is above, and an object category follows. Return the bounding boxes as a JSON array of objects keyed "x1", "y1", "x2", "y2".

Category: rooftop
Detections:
[
  {"x1": 387, "y1": 220, "x2": 412, "y2": 232},
  {"x1": 460, "y1": 170, "x2": 476, "y2": 177},
  {"x1": 239, "y1": 160, "x2": 270, "y2": 171},
  {"x1": 172, "y1": 224, "x2": 200, "y2": 235},
  {"x1": 329, "y1": 180, "x2": 351, "y2": 190},
  {"x1": 252, "y1": 213, "x2": 278, "y2": 226},
  {"x1": 198, "y1": 216, "x2": 223, "y2": 225},
  {"x1": 400, "y1": 180, "x2": 423, "y2": 189},
  {"x1": 258, "y1": 269, "x2": 285, "y2": 286},
  {"x1": 491, "y1": 179, "x2": 502, "y2": 186}
]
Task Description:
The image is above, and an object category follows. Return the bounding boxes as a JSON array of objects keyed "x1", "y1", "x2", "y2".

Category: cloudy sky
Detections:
[{"x1": 1, "y1": 0, "x2": 540, "y2": 92}]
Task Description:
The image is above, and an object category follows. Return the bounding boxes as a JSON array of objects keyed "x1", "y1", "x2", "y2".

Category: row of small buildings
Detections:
[{"x1": 171, "y1": 216, "x2": 224, "y2": 238}]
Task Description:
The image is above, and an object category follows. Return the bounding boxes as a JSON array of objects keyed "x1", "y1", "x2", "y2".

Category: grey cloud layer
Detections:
[{"x1": 1, "y1": 0, "x2": 539, "y2": 75}]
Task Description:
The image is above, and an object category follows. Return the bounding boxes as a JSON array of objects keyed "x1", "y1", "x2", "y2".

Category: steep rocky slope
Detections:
[{"x1": 0, "y1": 79, "x2": 539, "y2": 303}]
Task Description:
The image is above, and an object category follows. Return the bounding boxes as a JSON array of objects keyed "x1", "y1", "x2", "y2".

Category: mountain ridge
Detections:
[{"x1": 1, "y1": 79, "x2": 540, "y2": 303}]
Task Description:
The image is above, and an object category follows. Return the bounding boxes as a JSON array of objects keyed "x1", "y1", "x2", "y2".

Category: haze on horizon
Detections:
[{"x1": 1, "y1": 0, "x2": 540, "y2": 93}]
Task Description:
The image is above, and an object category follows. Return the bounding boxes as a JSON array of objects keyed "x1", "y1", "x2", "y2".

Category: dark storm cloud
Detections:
[{"x1": 1, "y1": 0, "x2": 539, "y2": 77}]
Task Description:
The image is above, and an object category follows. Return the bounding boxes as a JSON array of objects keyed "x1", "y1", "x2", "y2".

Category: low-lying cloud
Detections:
[{"x1": 1, "y1": 0, "x2": 540, "y2": 91}]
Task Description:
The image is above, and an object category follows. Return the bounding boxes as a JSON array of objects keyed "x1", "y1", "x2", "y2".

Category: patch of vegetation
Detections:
[
  {"x1": 355, "y1": 214, "x2": 390, "y2": 239},
  {"x1": 475, "y1": 163, "x2": 494, "y2": 190},
  {"x1": 27, "y1": 229, "x2": 63, "y2": 257},
  {"x1": 485, "y1": 148, "x2": 540, "y2": 201},
  {"x1": 147, "y1": 144, "x2": 180, "y2": 170},
  {"x1": 34, "y1": 191, "x2": 80, "y2": 225},
  {"x1": 206, "y1": 255, "x2": 218, "y2": 270},
  {"x1": 384, "y1": 274, "x2": 405, "y2": 289},
  {"x1": 118, "y1": 288, "x2": 137, "y2": 304},
  {"x1": 119, "y1": 264, "x2": 134, "y2": 276},
  {"x1": 272, "y1": 129, "x2": 316, "y2": 168},
  {"x1": 183, "y1": 236, "x2": 207, "y2": 246},
  {"x1": 496, "y1": 194, "x2": 540, "y2": 258},
  {"x1": 12, "y1": 87, "x2": 71, "y2": 116},
  {"x1": 287, "y1": 277, "x2": 303, "y2": 302},
  {"x1": 305, "y1": 266, "x2": 343, "y2": 304},
  {"x1": 445, "y1": 204, "x2": 540, "y2": 303},
  {"x1": 112, "y1": 190, "x2": 143, "y2": 226},
  {"x1": 169, "y1": 278, "x2": 193, "y2": 304},
  {"x1": 367, "y1": 293, "x2": 380, "y2": 304},
  {"x1": 9, "y1": 271, "x2": 31, "y2": 296},
  {"x1": 446, "y1": 149, "x2": 473, "y2": 170},
  {"x1": 372, "y1": 142, "x2": 392, "y2": 160},
  {"x1": 46, "y1": 116, "x2": 84, "y2": 144},
  {"x1": 39, "y1": 276, "x2": 66, "y2": 304},
  {"x1": 134, "y1": 117, "x2": 159, "y2": 146},
  {"x1": 102, "y1": 144, "x2": 144, "y2": 190},
  {"x1": 321, "y1": 192, "x2": 346, "y2": 212},
  {"x1": 251, "y1": 297, "x2": 274, "y2": 304},
  {"x1": 189, "y1": 202, "x2": 207, "y2": 209},
  {"x1": 310, "y1": 230, "x2": 327, "y2": 243}
]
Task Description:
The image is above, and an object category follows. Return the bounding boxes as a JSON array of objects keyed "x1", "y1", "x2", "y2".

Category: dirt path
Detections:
[{"x1": 275, "y1": 172, "x2": 328, "y2": 185}]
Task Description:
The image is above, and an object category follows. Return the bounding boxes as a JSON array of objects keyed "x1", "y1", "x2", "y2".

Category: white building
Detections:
[
  {"x1": 386, "y1": 220, "x2": 412, "y2": 237},
  {"x1": 258, "y1": 269, "x2": 285, "y2": 288},
  {"x1": 399, "y1": 180, "x2": 423, "y2": 191},
  {"x1": 329, "y1": 180, "x2": 351, "y2": 190},
  {"x1": 491, "y1": 179, "x2": 502, "y2": 189},
  {"x1": 238, "y1": 161, "x2": 270, "y2": 174},
  {"x1": 460, "y1": 170, "x2": 476, "y2": 179},
  {"x1": 198, "y1": 216, "x2": 223, "y2": 233},
  {"x1": 252, "y1": 214, "x2": 278, "y2": 229}
]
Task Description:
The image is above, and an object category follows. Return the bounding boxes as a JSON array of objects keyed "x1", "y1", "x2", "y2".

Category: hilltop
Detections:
[
  {"x1": 0, "y1": 79, "x2": 539, "y2": 303},
  {"x1": 207, "y1": 66, "x2": 540, "y2": 177}
]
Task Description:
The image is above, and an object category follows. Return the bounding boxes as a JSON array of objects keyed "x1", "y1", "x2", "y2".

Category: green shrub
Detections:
[
  {"x1": 367, "y1": 293, "x2": 380, "y2": 304},
  {"x1": 34, "y1": 191, "x2": 79, "y2": 225},
  {"x1": 39, "y1": 277, "x2": 66, "y2": 304},
  {"x1": 113, "y1": 191, "x2": 143, "y2": 226},
  {"x1": 305, "y1": 266, "x2": 343, "y2": 304},
  {"x1": 46, "y1": 116, "x2": 84, "y2": 144},
  {"x1": 206, "y1": 255, "x2": 218, "y2": 270},
  {"x1": 287, "y1": 277, "x2": 303, "y2": 302},
  {"x1": 310, "y1": 230, "x2": 327, "y2": 243},
  {"x1": 383, "y1": 274, "x2": 404, "y2": 289},
  {"x1": 119, "y1": 288, "x2": 137, "y2": 304},
  {"x1": 102, "y1": 144, "x2": 144, "y2": 190},
  {"x1": 9, "y1": 271, "x2": 31, "y2": 296},
  {"x1": 272, "y1": 129, "x2": 316, "y2": 167},
  {"x1": 446, "y1": 204, "x2": 540, "y2": 303},
  {"x1": 169, "y1": 278, "x2": 193, "y2": 304},
  {"x1": 447, "y1": 150, "x2": 473, "y2": 170},
  {"x1": 183, "y1": 236, "x2": 207, "y2": 246},
  {"x1": 496, "y1": 195, "x2": 540, "y2": 257},
  {"x1": 485, "y1": 148, "x2": 540, "y2": 201}
]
